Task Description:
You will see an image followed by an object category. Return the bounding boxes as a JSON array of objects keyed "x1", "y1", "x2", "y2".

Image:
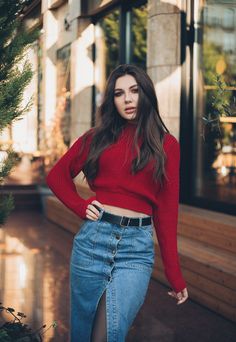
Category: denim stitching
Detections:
[
  {"x1": 125, "y1": 225, "x2": 154, "y2": 271},
  {"x1": 72, "y1": 221, "x2": 100, "y2": 267}
]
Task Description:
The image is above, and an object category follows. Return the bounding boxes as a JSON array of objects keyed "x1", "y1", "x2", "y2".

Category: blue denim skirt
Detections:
[{"x1": 69, "y1": 209, "x2": 155, "y2": 342}]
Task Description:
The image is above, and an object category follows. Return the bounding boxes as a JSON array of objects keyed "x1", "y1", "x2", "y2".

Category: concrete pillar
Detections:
[
  {"x1": 12, "y1": 43, "x2": 39, "y2": 153},
  {"x1": 70, "y1": 19, "x2": 94, "y2": 142},
  {"x1": 147, "y1": 0, "x2": 182, "y2": 139},
  {"x1": 41, "y1": 9, "x2": 58, "y2": 129}
]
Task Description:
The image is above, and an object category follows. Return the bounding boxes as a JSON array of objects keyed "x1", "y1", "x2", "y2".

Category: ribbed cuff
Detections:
[
  {"x1": 78, "y1": 196, "x2": 97, "y2": 219},
  {"x1": 170, "y1": 276, "x2": 187, "y2": 293}
]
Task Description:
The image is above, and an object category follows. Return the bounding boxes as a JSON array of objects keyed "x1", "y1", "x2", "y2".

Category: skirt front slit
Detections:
[{"x1": 70, "y1": 211, "x2": 155, "y2": 342}]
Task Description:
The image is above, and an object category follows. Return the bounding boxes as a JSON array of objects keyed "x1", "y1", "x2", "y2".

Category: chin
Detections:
[{"x1": 123, "y1": 115, "x2": 136, "y2": 121}]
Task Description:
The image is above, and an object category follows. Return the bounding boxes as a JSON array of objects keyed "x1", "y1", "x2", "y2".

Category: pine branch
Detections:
[
  {"x1": 0, "y1": 23, "x2": 39, "y2": 81},
  {"x1": 0, "y1": 0, "x2": 39, "y2": 224},
  {"x1": 201, "y1": 74, "x2": 236, "y2": 141},
  {"x1": 0, "y1": 194, "x2": 14, "y2": 226},
  {"x1": 0, "y1": 61, "x2": 34, "y2": 132},
  {"x1": 0, "y1": 150, "x2": 19, "y2": 183}
]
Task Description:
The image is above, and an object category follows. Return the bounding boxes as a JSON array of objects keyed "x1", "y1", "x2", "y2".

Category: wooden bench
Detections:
[{"x1": 45, "y1": 184, "x2": 236, "y2": 323}]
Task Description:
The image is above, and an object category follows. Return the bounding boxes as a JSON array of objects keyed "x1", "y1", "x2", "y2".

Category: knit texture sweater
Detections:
[{"x1": 46, "y1": 123, "x2": 186, "y2": 293}]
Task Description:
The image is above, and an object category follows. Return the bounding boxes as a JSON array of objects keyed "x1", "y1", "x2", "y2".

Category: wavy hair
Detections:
[{"x1": 81, "y1": 64, "x2": 170, "y2": 186}]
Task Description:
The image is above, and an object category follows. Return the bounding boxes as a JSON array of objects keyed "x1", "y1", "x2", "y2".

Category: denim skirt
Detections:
[{"x1": 69, "y1": 209, "x2": 155, "y2": 342}]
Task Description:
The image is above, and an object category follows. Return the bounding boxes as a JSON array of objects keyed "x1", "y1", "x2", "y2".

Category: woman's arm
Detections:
[
  {"x1": 46, "y1": 129, "x2": 96, "y2": 219},
  {"x1": 153, "y1": 134, "x2": 187, "y2": 295}
]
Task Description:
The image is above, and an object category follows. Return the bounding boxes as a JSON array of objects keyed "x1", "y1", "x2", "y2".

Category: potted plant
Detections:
[{"x1": 0, "y1": 303, "x2": 57, "y2": 342}]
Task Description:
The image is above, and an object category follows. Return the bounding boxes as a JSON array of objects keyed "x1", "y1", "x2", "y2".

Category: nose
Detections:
[{"x1": 124, "y1": 92, "x2": 132, "y2": 103}]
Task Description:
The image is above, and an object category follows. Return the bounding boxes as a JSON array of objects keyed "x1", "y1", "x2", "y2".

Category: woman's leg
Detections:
[{"x1": 91, "y1": 290, "x2": 107, "y2": 342}]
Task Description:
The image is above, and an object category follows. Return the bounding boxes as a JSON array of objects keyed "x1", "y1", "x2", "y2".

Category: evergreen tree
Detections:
[{"x1": 0, "y1": 0, "x2": 39, "y2": 225}]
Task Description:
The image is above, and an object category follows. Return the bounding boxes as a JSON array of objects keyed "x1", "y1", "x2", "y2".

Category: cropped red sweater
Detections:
[{"x1": 46, "y1": 123, "x2": 186, "y2": 293}]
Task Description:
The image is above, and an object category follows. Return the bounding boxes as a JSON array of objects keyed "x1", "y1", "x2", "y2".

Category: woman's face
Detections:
[{"x1": 114, "y1": 74, "x2": 139, "y2": 121}]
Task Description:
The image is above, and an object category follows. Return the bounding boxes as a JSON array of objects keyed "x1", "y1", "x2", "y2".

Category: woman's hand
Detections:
[
  {"x1": 168, "y1": 287, "x2": 188, "y2": 305},
  {"x1": 86, "y1": 200, "x2": 105, "y2": 221}
]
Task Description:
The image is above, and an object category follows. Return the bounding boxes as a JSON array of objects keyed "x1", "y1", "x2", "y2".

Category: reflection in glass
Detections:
[
  {"x1": 130, "y1": 4, "x2": 147, "y2": 70},
  {"x1": 194, "y1": 1, "x2": 236, "y2": 206},
  {"x1": 95, "y1": 9, "x2": 120, "y2": 108}
]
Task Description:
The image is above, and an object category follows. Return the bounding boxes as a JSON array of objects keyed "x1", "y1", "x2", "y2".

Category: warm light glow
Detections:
[
  {"x1": 75, "y1": 24, "x2": 94, "y2": 94},
  {"x1": 216, "y1": 58, "x2": 227, "y2": 74},
  {"x1": 19, "y1": 261, "x2": 27, "y2": 288},
  {"x1": 160, "y1": 0, "x2": 181, "y2": 8},
  {"x1": 43, "y1": 10, "x2": 58, "y2": 127},
  {"x1": 100, "y1": 0, "x2": 113, "y2": 7},
  {"x1": 154, "y1": 66, "x2": 181, "y2": 120},
  {"x1": 220, "y1": 166, "x2": 229, "y2": 177},
  {"x1": 204, "y1": 85, "x2": 236, "y2": 90},
  {"x1": 220, "y1": 116, "x2": 236, "y2": 123},
  {"x1": 0, "y1": 151, "x2": 8, "y2": 168}
]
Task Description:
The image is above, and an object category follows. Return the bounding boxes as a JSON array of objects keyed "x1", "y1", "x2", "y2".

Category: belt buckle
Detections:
[{"x1": 120, "y1": 216, "x2": 130, "y2": 227}]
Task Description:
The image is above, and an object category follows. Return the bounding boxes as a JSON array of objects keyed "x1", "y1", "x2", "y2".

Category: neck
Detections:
[{"x1": 125, "y1": 120, "x2": 137, "y2": 126}]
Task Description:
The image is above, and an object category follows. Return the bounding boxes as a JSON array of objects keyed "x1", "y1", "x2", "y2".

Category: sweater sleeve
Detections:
[
  {"x1": 46, "y1": 129, "x2": 96, "y2": 219},
  {"x1": 153, "y1": 135, "x2": 186, "y2": 293}
]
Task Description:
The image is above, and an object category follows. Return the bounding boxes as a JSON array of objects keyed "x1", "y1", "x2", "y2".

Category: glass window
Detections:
[{"x1": 193, "y1": 1, "x2": 236, "y2": 208}]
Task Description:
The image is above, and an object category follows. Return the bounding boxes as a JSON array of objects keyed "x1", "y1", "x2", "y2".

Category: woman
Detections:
[{"x1": 46, "y1": 64, "x2": 188, "y2": 342}]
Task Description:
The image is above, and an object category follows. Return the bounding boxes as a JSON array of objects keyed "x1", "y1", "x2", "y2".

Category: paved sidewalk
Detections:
[{"x1": 1, "y1": 210, "x2": 235, "y2": 342}]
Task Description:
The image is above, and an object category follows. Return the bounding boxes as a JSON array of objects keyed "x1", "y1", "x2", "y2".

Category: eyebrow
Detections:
[{"x1": 114, "y1": 84, "x2": 138, "y2": 91}]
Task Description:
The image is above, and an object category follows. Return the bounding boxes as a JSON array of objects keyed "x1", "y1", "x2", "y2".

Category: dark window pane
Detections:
[
  {"x1": 193, "y1": 1, "x2": 236, "y2": 206},
  {"x1": 130, "y1": 3, "x2": 147, "y2": 70}
]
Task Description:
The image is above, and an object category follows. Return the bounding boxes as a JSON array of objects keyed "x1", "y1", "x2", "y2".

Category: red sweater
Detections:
[{"x1": 46, "y1": 123, "x2": 186, "y2": 293}]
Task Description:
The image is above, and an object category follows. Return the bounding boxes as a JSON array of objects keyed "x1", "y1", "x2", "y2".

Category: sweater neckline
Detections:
[{"x1": 123, "y1": 121, "x2": 137, "y2": 130}]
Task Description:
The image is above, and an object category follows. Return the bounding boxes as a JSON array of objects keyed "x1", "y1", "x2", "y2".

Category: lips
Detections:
[{"x1": 125, "y1": 107, "x2": 136, "y2": 113}]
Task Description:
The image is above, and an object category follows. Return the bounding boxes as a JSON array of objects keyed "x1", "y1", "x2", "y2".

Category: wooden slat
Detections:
[
  {"x1": 154, "y1": 258, "x2": 236, "y2": 307},
  {"x1": 178, "y1": 236, "x2": 236, "y2": 277},
  {"x1": 179, "y1": 216, "x2": 236, "y2": 239},
  {"x1": 179, "y1": 204, "x2": 236, "y2": 228},
  {"x1": 178, "y1": 204, "x2": 236, "y2": 254},
  {"x1": 179, "y1": 223, "x2": 236, "y2": 253},
  {"x1": 156, "y1": 255, "x2": 236, "y2": 292},
  {"x1": 154, "y1": 238, "x2": 236, "y2": 290},
  {"x1": 152, "y1": 271, "x2": 236, "y2": 323}
]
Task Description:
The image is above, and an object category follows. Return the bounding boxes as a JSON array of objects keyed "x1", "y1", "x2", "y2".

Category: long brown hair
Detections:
[{"x1": 82, "y1": 64, "x2": 170, "y2": 186}]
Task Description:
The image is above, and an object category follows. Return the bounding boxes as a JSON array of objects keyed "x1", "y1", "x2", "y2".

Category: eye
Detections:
[
  {"x1": 114, "y1": 92, "x2": 123, "y2": 97},
  {"x1": 131, "y1": 88, "x2": 139, "y2": 93}
]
